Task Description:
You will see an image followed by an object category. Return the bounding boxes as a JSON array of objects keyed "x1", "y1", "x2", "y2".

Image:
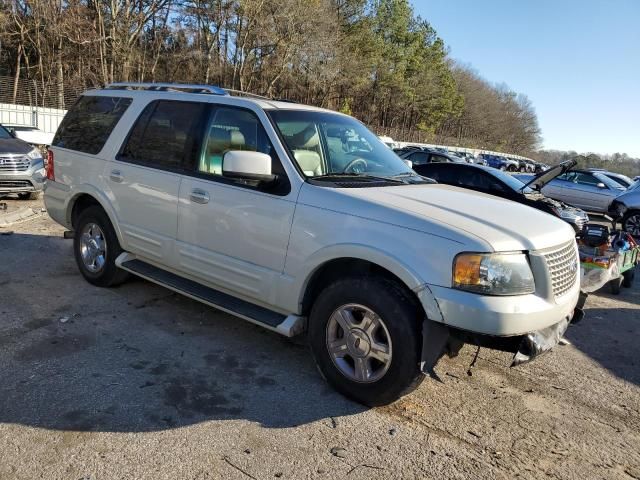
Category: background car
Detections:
[
  {"x1": 398, "y1": 147, "x2": 465, "y2": 165},
  {"x1": 609, "y1": 181, "x2": 640, "y2": 236},
  {"x1": 2, "y1": 124, "x2": 55, "y2": 147},
  {"x1": 414, "y1": 161, "x2": 588, "y2": 233},
  {"x1": 516, "y1": 168, "x2": 625, "y2": 213},
  {"x1": 480, "y1": 154, "x2": 520, "y2": 171},
  {"x1": 0, "y1": 124, "x2": 46, "y2": 199}
]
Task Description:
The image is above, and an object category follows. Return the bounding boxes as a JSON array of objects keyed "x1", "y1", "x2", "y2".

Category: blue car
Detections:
[{"x1": 480, "y1": 154, "x2": 520, "y2": 171}]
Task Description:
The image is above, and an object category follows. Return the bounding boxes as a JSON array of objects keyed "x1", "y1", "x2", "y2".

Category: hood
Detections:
[
  {"x1": 13, "y1": 130, "x2": 54, "y2": 146},
  {"x1": 0, "y1": 137, "x2": 34, "y2": 155},
  {"x1": 301, "y1": 183, "x2": 575, "y2": 252},
  {"x1": 522, "y1": 159, "x2": 577, "y2": 191}
]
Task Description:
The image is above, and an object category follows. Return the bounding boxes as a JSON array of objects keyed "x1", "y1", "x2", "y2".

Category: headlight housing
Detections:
[
  {"x1": 453, "y1": 252, "x2": 535, "y2": 296},
  {"x1": 27, "y1": 147, "x2": 43, "y2": 161}
]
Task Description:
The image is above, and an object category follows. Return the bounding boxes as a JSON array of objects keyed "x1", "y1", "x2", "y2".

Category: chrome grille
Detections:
[
  {"x1": 543, "y1": 241, "x2": 579, "y2": 298},
  {"x1": 0, "y1": 180, "x2": 31, "y2": 188},
  {"x1": 0, "y1": 155, "x2": 30, "y2": 172}
]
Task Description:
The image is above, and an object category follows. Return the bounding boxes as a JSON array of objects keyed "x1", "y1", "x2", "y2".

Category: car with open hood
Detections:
[
  {"x1": 517, "y1": 165, "x2": 626, "y2": 213},
  {"x1": 413, "y1": 160, "x2": 588, "y2": 233},
  {"x1": 44, "y1": 83, "x2": 582, "y2": 406}
]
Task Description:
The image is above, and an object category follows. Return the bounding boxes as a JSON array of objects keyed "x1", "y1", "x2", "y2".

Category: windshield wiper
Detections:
[
  {"x1": 390, "y1": 172, "x2": 434, "y2": 183},
  {"x1": 310, "y1": 173, "x2": 405, "y2": 183}
]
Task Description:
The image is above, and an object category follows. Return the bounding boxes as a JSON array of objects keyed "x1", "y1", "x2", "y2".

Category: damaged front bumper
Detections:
[{"x1": 420, "y1": 291, "x2": 587, "y2": 375}]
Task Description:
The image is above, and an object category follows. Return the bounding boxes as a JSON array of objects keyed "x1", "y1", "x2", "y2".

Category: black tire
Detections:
[
  {"x1": 308, "y1": 276, "x2": 423, "y2": 406},
  {"x1": 73, "y1": 206, "x2": 129, "y2": 287},
  {"x1": 609, "y1": 276, "x2": 623, "y2": 295},
  {"x1": 622, "y1": 210, "x2": 640, "y2": 237},
  {"x1": 622, "y1": 269, "x2": 635, "y2": 288},
  {"x1": 18, "y1": 191, "x2": 39, "y2": 200}
]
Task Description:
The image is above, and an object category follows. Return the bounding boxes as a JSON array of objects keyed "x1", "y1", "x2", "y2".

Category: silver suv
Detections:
[
  {"x1": 44, "y1": 83, "x2": 582, "y2": 405},
  {"x1": 0, "y1": 124, "x2": 46, "y2": 199}
]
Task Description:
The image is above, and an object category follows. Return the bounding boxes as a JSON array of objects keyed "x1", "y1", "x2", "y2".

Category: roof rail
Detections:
[
  {"x1": 224, "y1": 88, "x2": 270, "y2": 100},
  {"x1": 105, "y1": 82, "x2": 228, "y2": 96}
]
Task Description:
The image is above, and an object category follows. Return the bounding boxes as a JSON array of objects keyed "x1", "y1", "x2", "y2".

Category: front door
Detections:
[{"x1": 177, "y1": 105, "x2": 297, "y2": 306}]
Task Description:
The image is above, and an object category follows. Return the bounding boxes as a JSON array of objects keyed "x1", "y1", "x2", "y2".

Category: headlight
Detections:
[
  {"x1": 453, "y1": 252, "x2": 535, "y2": 295},
  {"x1": 27, "y1": 148, "x2": 43, "y2": 161}
]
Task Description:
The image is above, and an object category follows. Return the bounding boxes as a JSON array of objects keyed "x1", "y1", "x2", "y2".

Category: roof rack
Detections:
[{"x1": 105, "y1": 82, "x2": 228, "y2": 96}]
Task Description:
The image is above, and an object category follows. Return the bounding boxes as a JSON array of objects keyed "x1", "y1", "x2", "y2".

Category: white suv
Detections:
[{"x1": 44, "y1": 83, "x2": 582, "y2": 406}]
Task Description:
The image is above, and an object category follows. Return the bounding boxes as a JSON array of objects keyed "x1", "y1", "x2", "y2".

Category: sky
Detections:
[{"x1": 413, "y1": 0, "x2": 640, "y2": 156}]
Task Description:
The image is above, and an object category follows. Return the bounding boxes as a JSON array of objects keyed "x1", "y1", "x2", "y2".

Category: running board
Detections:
[{"x1": 115, "y1": 253, "x2": 305, "y2": 337}]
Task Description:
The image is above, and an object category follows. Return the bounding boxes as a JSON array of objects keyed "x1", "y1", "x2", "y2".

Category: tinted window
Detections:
[
  {"x1": 429, "y1": 154, "x2": 450, "y2": 163},
  {"x1": 574, "y1": 173, "x2": 600, "y2": 186},
  {"x1": 0, "y1": 125, "x2": 12, "y2": 139},
  {"x1": 408, "y1": 151, "x2": 430, "y2": 165},
  {"x1": 121, "y1": 100, "x2": 205, "y2": 170},
  {"x1": 53, "y1": 96, "x2": 132, "y2": 154},
  {"x1": 199, "y1": 107, "x2": 283, "y2": 177}
]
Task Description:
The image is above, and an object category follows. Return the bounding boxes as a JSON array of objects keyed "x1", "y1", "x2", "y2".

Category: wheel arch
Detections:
[
  {"x1": 299, "y1": 254, "x2": 425, "y2": 318},
  {"x1": 66, "y1": 188, "x2": 124, "y2": 245}
]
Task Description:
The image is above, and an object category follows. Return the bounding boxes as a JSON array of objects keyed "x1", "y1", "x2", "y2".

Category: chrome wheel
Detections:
[
  {"x1": 79, "y1": 222, "x2": 107, "y2": 273},
  {"x1": 625, "y1": 214, "x2": 640, "y2": 237},
  {"x1": 326, "y1": 304, "x2": 392, "y2": 383}
]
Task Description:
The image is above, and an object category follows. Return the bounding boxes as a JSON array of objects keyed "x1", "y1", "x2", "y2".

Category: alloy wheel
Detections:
[
  {"x1": 326, "y1": 304, "x2": 392, "y2": 383},
  {"x1": 79, "y1": 222, "x2": 107, "y2": 273},
  {"x1": 625, "y1": 214, "x2": 640, "y2": 237}
]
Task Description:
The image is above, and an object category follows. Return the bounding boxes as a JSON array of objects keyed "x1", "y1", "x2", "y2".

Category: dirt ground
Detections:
[{"x1": 1, "y1": 196, "x2": 639, "y2": 480}]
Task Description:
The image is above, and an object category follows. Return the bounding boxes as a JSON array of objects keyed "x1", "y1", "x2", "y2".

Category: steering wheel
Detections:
[{"x1": 343, "y1": 157, "x2": 368, "y2": 174}]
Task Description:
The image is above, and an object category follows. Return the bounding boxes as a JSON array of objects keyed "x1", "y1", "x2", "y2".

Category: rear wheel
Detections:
[
  {"x1": 73, "y1": 206, "x2": 129, "y2": 287},
  {"x1": 308, "y1": 276, "x2": 423, "y2": 406},
  {"x1": 622, "y1": 210, "x2": 640, "y2": 237}
]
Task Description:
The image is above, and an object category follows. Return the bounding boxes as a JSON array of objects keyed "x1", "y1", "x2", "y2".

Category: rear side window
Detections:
[
  {"x1": 53, "y1": 96, "x2": 132, "y2": 154},
  {"x1": 120, "y1": 100, "x2": 205, "y2": 170},
  {"x1": 119, "y1": 100, "x2": 205, "y2": 170}
]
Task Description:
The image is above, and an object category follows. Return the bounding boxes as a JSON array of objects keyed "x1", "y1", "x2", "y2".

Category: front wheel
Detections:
[
  {"x1": 308, "y1": 277, "x2": 423, "y2": 406},
  {"x1": 622, "y1": 210, "x2": 640, "y2": 237}
]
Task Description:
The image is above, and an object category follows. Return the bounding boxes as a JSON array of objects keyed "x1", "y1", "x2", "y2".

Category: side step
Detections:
[{"x1": 116, "y1": 253, "x2": 305, "y2": 337}]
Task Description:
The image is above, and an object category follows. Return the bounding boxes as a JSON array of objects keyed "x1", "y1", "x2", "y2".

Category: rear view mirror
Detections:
[
  {"x1": 597, "y1": 182, "x2": 607, "y2": 189},
  {"x1": 222, "y1": 151, "x2": 276, "y2": 183}
]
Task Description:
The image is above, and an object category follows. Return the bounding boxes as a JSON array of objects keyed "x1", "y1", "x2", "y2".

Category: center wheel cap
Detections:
[{"x1": 347, "y1": 329, "x2": 371, "y2": 357}]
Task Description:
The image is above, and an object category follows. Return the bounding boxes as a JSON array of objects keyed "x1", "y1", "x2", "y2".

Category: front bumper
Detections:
[
  {"x1": 0, "y1": 168, "x2": 45, "y2": 193},
  {"x1": 423, "y1": 283, "x2": 580, "y2": 336}
]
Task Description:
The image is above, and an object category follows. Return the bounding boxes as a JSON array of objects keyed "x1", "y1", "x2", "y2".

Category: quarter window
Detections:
[
  {"x1": 121, "y1": 100, "x2": 205, "y2": 170},
  {"x1": 53, "y1": 96, "x2": 132, "y2": 154}
]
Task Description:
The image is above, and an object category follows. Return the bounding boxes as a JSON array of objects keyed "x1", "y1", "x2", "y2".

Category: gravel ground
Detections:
[{"x1": 0, "y1": 198, "x2": 639, "y2": 480}]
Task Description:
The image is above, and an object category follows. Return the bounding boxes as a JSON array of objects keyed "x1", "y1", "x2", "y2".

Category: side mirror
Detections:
[
  {"x1": 402, "y1": 159, "x2": 413, "y2": 169},
  {"x1": 222, "y1": 151, "x2": 276, "y2": 183},
  {"x1": 596, "y1": 182, "x2": 607, "y2": 189}
]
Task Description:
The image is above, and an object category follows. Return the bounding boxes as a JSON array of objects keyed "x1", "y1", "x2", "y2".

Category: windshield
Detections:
[
  {"x1": 0, "y1": 126, "x2": 12, "y2": 139},
  {"x1": 269, "y1": 110, "x2": 415, "y2": 180},
  {"x1": 592, "y1": 172, "x2": 627, "y2": 190},
  {"x1": 488, "y1": 167, "x2": 534, "y2": 193},
  {"x1": 605, "y1": 173, "x2": 633, "y2": 188}
]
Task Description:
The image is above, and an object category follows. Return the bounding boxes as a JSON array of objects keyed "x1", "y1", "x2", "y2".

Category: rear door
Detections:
[{"x1": 107, "y1": 100, "x2": 206, "y2": 264}]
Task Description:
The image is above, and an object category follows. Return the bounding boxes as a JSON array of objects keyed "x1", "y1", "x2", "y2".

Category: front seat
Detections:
[{"x1": 291, "y1": 128, "x2": 323, "y2": 176}]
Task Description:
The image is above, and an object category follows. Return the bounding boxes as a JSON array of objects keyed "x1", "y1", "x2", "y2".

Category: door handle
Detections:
[
  {"x1": 190, "y1": 189, "x2": 210, "y2": 204},
  {"x1": 110, "y1": 170, "x2": 124, "y2": 183}
]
